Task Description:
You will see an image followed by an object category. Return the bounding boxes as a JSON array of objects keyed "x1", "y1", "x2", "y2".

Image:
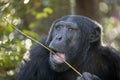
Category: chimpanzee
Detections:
[{"x1": 16, "y1": 15, "x2": 120, "y2": 80}]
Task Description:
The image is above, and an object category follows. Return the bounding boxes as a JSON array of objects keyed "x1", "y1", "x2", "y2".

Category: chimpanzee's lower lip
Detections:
[{"x1": 50, "y1": 52, "x2": 65, "y2": 64}]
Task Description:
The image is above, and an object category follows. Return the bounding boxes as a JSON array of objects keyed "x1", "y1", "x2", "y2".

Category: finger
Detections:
[
  {"x1": 77, "y1": 76, "x2": 84, "y2": 80},
  {"x1": 82, "y1": 72, "x2": 93, "y2": 80}
]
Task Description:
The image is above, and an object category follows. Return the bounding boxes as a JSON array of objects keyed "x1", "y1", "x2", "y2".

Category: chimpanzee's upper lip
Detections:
[{"x1": 49, "y1": 47, "x2": 64, "y2": 54}]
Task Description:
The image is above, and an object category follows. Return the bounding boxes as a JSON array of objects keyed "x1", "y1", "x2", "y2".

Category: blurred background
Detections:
[{"x1": 0, "y1": 0, "x2": 120, "y2": 80}]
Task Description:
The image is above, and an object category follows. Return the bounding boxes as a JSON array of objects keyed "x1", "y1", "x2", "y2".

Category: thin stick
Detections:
[{"x1": 3, "y1": 18, "x2": 82, "y2": 77}]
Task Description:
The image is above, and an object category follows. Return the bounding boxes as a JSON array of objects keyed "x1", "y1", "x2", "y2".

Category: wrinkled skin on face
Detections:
[
  {"x1": 47, "y1": 15, "x2": 101, "y2": 72},
  {"x1": 49, "y1": 20, "x2": 81, "y2": 72}
]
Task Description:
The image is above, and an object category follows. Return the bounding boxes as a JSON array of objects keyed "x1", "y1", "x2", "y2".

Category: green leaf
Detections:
[
  {"x1": 29, "y1": 22, "x2": 37, "y2": 29},
  {"x1": 7, "y1": 25, "x2": 14, "y2": 32},
  {"x1": 36, "y1": 13, "x2": 43, "y2": 19},
  {"x1": 36, "y1": 12, "x2": 48, "y2": 19},
  {"x1": 43, "y1": 7, "x2": 53, "y2": 14}
]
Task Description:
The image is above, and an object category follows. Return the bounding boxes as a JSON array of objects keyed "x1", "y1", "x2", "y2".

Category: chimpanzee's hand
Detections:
[{"x1": 77, "y1": 72, "x2": 101, "y2": 80}]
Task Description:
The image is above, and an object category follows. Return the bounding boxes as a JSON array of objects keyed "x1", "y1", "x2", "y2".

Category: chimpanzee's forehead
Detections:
[{"x1": 55, "y1": 21, "x2": 78, "y2": 28}]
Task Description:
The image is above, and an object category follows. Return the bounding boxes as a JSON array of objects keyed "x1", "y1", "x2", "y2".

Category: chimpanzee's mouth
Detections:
[{"x1": 50, "y1": 49, "x2": 66, "y2": 64}]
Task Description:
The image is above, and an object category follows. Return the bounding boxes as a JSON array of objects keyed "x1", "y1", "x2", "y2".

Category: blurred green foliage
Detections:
[
  {"x1": 0, "y1": 0, "x2": 120, "y2": 80},
  {"x1": 99, "y1": 1, "x2": 120, "y2": 50},
  {"x1": 0, "y1": 0, "x2": 53, "y2": 80}
]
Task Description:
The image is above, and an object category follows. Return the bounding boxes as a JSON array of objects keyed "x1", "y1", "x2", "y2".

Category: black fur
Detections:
[{"x1": 16, "y1": 15, "x2": 120, "y2": 80}]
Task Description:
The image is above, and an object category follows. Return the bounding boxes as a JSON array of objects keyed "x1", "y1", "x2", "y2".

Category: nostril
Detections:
[
  {"x1": 56, "y1": 35, "x2": 62, "y2": 41},
  {"x1": 58, "y1": 36, "x2": 62, "y2": 41}
]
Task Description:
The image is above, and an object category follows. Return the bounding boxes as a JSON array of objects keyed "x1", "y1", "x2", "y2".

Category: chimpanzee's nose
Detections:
[{"x1": 56, "y1": 35, "x2": 62, "y2": 41}]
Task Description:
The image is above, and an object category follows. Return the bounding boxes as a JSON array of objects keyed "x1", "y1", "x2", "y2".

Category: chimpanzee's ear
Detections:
[{"x1": 89, "y1": 24, "x2": 101, "y2": 43}]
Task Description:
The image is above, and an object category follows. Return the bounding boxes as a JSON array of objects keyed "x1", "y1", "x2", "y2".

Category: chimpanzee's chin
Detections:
[{"x1": 49, "y1": 53, "x2": 69, "y2": 72}]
